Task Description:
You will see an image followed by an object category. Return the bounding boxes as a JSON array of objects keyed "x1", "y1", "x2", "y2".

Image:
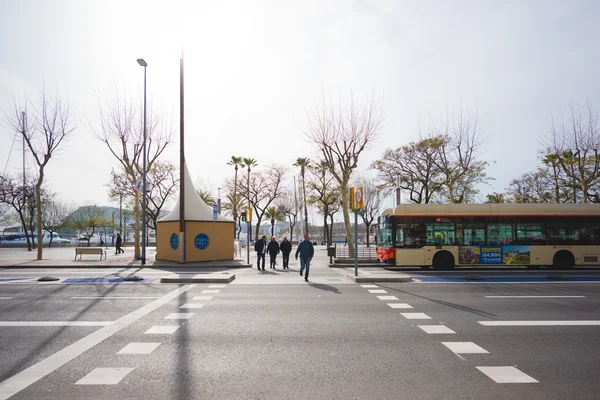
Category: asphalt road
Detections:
[{"x1": 1, "y1": 257, "x2": 600, "y2": 399}]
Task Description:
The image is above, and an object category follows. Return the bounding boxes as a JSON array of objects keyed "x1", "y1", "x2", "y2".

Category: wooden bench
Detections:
[
  {"x1": 74, "y1": 247, "x2": 106, "y2": 261},
  {"x1": 122, "y1": 241, "x2": 135, "y2": 249}
]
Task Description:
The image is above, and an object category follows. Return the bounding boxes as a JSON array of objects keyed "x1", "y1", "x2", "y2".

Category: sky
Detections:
[{"x1": 1, "y1": 0, "x2": 599, "y2": 215}]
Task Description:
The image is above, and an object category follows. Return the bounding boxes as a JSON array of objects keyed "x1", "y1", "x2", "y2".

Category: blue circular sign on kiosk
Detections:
[
  {"x1": 195, "y1": 234, "x2": 209, "y2": 250},
  {"x1": 170, "y1": 233, "x2": 178, "y2": 250}
]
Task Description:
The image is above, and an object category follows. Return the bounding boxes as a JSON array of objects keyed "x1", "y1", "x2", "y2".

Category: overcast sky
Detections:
[{"x1": 1, "y1": 0, "x2": 599, "y2": 212}]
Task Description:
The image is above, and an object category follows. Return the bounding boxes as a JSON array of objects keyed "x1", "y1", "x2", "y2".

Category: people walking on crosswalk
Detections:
[
  {"x1": 295, "y1": 233, "x2": 314, "y2": 282},
  {"x1": 279, "y1": 236, "x2": 292, "y2": 269},
  {"x1": 267, "y1": 236, "x2": 280, "y2": 269}
]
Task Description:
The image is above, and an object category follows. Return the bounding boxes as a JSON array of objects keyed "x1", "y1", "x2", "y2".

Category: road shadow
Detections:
[
  {"x1": 379, "y1": 285, "x2": 497, "y2": 319},
  {"x1": 307, "y1": 283, "x2": 341, "y2": 294}
]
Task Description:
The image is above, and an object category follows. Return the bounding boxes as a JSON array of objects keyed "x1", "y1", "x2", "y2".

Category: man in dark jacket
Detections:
[
  {"x1": 254, "y1": 235, "x2": 267, "y2": 271},
  {"x1": 267, "y1": 236, "x2": 280, "y2": 269},
  {"x1": 295, "y1": 233, "x2": 315, "y2": 282},
  {"x1": 279, "y1": 236, "x2": 292, "y2": 269},
  {"x1": 115, "y1": 233, "x2": 124, "y2": 254}
]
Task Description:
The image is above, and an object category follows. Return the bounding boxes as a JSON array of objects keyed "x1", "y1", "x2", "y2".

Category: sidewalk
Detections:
[{"x1": 0, "y1": 246, "x2": 251, "y2": 268}]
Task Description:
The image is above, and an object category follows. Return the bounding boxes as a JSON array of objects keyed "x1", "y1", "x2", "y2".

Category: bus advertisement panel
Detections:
[{"x1": 459, "y1": 245, "x2": 531, "y2": 265}]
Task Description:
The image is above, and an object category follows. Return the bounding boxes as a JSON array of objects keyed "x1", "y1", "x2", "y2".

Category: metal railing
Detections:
[{"x1": 333, "y1": 243, "x2": 378, "y2": 260}]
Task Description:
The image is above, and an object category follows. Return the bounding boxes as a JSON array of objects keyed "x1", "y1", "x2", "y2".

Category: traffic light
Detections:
[
  {"x1": 247, "y1": 207, "x2": 252, "y2": 222},
  {"x1": 241, "y1": 211, "x2": 247, "y2": 222}
]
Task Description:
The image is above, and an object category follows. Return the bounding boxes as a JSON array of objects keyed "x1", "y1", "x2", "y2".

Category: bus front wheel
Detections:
[
  {"x1": 432, "y1": 251, "x2": 455, "y2": 271},
  {"x1": 552, "y1": 251, "x2": 575, "y2": 270}
]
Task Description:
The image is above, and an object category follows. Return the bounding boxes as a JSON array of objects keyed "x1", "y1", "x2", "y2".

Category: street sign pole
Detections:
[
  {"x1": 247, "y1": 221, "x2": 251, "y2": 265},
  {"x1": 354, "y1": 209, "x2": 358, "y2": 277},
  {"x1": 213, "y1": 204, "x2": 218, "y2": 262}
]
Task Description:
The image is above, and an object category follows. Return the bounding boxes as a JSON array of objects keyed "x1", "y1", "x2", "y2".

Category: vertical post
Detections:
[
  {"x1": 141, "y1": 63, "x2": 147, "y2": 265},
  {"x1": 213, "y1": 220, "x2": 216, "y2": 263},
  {"x1": 246, "y1": 221, "x2": 250, "y2": 265},
  {"x1": 21, "y1": 111, "x2": 26, "y2": 233},
  {"x1": 119, "y1": 194, "x2": 122, "y2": 235},
  {"x1": 354, "y1": 210, "x2": 358, "y2": 277},
  {"x1": 179, "y1": 54, "x2": 186, "y2": 264}
]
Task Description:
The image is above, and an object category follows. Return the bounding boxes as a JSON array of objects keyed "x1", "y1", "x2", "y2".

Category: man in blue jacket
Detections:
[{"x1": 295, "y1": 233, "x2": 315, "y2": 282}]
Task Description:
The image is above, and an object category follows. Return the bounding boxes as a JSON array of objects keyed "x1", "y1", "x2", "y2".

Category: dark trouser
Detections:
[
  {"x1": 257, "y1": 252, "x2": 265, "y2": 269},
  {"x1": 300, "y1": 257, "x2": 311, "y2": 279},
  {"x1": 269, "y1": 253, "x2": 277, "y2": 268},
  {"x1": 282, "y1": 253, "x2": 289, "y2": 267},
  {"x1": 116, "y1": 244, "x2": 123, "y2": 254}
]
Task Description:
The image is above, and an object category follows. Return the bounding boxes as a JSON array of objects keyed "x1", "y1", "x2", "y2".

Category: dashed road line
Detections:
[
  {"x1": 476, "y1": 366, "x2": 538, "y2": 383},
  {"x1": 442, "y1": 342, "x2": 489, "y2": 354},
  {"x1": 179, "y1": 303, "x2": 205, "y2": 309},
  {"x1": 0, "y1": 297, "x2": 13, "y2": 300},
  {"x1": 400, "y1": 313, "x2": 431, "y2": 319},
  {"x1": 376, "y1": 295, "x2": 398, "y2": 301},
  {"x1": 485, "y1": 295, "x2": 586, "y2": 299},
  {"x1": 209, "y1": 284, "x2": 226, "y2": 288},
  {"x1": 418, "y1": 325, "x2": 456, "y2": 334},
  {"x1": 368, "y1": 289, "x2": 387, "y2": 294},
  {"x1": 117, "y1": 342, "x2": 161, "y2": 355},
  {"x1": 479, "y1": 320, "x2": 600, "y2": 326},
  {"x1": 361, "y1": 284, "x2": 378, "y2": 288},
  {"x1": 387, "y1": 303, "x2": 413, "y2": 309},
  {"x1": 192, "y1": 296, "x2": 213, "y2": 301},
  {"x1": 144, "y1": 325, "x2": 180, "y2": 334},
  {"x1": 201, "y1": 290, "x2": 220, "y2": 294},
  {"x1": 70, "y1": 296, "x2": 160, "y2": 300},
  {"x1": 165, "y1": 313, "x2": 194, "y2": 320},
  {"x1": 0, "y1": 284, "x2": 195, "y2": 400},
  {"x1": 0, "y1": 321, "x2": 112, "y2": 327},
  {"x1": 75, "y1": 367, "x2": 135, "y2": 385}
]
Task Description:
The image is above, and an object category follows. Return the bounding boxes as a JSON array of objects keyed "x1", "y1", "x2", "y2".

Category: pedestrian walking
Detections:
[
  {"x1": 254, "y1": 235, "x2": 267, "y2": 271},
  {"x1": 279, "y1": 236, "x2": 292, "y2": 269},
  {"x1": 295, "y1": 233, "x2": 315, "y2": 282},
  {"x1": 115, "y1": 233, "x2": 124, "y2": 254},
  {"x1": 267, "y1": 236, "x2": 280, "y2": 269}
]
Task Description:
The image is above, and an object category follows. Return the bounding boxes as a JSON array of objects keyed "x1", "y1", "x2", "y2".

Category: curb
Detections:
[
  {"x1": 160, "y1": 274, "x2": 236, "y2": 284},
  {"x1": 346, "y1": 274, "x2": 413, "y2": 283}
]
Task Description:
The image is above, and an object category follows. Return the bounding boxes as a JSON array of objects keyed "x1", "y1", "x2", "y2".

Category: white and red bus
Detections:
[{"x1": 376, "y1": 203, "x2": 600, "y2": 270}]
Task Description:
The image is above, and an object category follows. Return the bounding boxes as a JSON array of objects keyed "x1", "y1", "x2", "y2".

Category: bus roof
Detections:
[{"x1": 381, "y1": 203, "x2": 600, "y2": 217}]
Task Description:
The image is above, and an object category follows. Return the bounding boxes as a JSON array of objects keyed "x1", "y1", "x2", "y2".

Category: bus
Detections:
[{"x1": 376, "y1": 203, "x2": 600, "y2": 270}]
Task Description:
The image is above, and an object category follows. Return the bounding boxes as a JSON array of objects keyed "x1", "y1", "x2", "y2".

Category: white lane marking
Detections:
[
  {"x1": 192, "y1": 296, "x2": 213, "y2": 301},
  {"x1": 209, "y1": 284, "x2": 226, "y2": 288},
  {"x1": 400, "y1": 313, "x2": 431, "y2": 320},
  {"x1": 377, "y1": 296, "x2": 398, "y2": 301},
  {"x1": 387, "y1": 303, "x2": 413, "y2": 309},
  {"x1": 144, "y1": 325, "x2": 180, "y2": 334},
  {"x1": 75, "y1": 367, "x2": 135, "y2": 385},
  {"x1": 476, "y1": 366, "x2": 538, "y2": 383},
  {"x1": 201, "y1": 290, "x2": 220, "y2": 294},
  {"x1": 117, "y1": 342, "x2": 161, "y2": 355},
  {"x1": 442, "y1": 342, "x2": 489, "y2": 354},
  {"x1": 368, "y1": 289, "x2": 387, "y2": 294},
  {"x1": 165, "y1": 313, "x2": 194, "y2": 320},
  {"x1": 0, "y1": 284, "x2": 194, "y2": 400},
  {"x1": 361, "y1": 284, "x2": 378, "y2": 288},
  {"x1": 418, "y1": 325, "x2": 456, "y2": 334},
  {"x1": 70, "y1": 296, "x2": 160, "y2": 300},
  {"x1": 179, "y1": 303, "x2": 205, "y2": 309},
  {"x1": 0, "y1": 297, "x2": 13, "y2": 300},
  {"x1": 0, "y1": 321, "x2": 112, "y2": 327},
  {"x1": 485, "y1": 296, "x2": 586, "y2": 299},
  {"x1": 479, "y1": 320, "x2": 600, "y2": 326}
]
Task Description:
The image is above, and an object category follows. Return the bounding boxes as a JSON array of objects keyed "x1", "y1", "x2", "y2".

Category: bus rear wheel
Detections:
[
  {"x1": 432, "y1": 251, "x2": 455, "y2": 271},
  {"x1": 551, "y1": 251, "x2": 575, "y2": 270}
]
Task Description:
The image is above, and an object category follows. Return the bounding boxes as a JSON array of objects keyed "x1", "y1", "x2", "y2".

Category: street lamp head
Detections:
[{"x1": 137, "y1": 58, "x2": 147, "y2": 67}]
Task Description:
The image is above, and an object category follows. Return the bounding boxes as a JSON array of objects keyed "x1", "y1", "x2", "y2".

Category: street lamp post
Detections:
[
  {"x1": 137, "y1": 58, "x2": 148, "y2": 265},
  {"x1": 217, "y1": 187, "x2": 221, "y2": 214}
]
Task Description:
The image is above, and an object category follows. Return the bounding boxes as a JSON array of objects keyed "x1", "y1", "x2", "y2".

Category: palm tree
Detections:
[
  {"x1": 227, "y1": 156, "x2": 244, "y2": 236},
  {"x1": 293, "y1": 157, "x2": 310, "y2": 235},
  {"x1": 264, "y1": 207, "x2": 284, "y2": 237},
  {"x1": 242, "y1": 157, "x2": 258, "y2": 240},
  {"x1": 222, "y1": 193, "x2": 246, "y2": 239},
  {"x1": 197, "y1": 189, "x2": 215, "y2": 206}
]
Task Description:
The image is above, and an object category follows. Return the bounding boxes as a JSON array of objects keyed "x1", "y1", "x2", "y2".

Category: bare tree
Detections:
[
  {"x1": 145, "y1": 161, "x2": 178, "y2": 231},
  {"x1": 0, "y1": 174, "x2": 34, "y2": 248},
  {"x1": 304, "y1": 93, "x2": 383, "y2": 257},
  {"x1": 546, "y1": 101, "x2": 600, "y2": 203},
  {"x1": 428, "y1": 108, "x2": 491, "y2": 203},
  {"x1": 42, "y1": 200, "x2": 73, "y2": 246},
  {"x1": 240, "y1": 165, "x2": 287, "y2": 239},
  {"x1": 354, "y1": 177, "x2": 381, "y2": 247},
  {"x1": 306, "y1": 159, "x2": 340, "y2": 247},
  {"x1": 276, "y1": 191, "x2": 299, "y2": 243},
  {"x1": 7, "y1": 92, "x2": 77, "y2": 259},
  {"x1": 93, "y1": 91, "x2": 175, "y2": 258}
]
